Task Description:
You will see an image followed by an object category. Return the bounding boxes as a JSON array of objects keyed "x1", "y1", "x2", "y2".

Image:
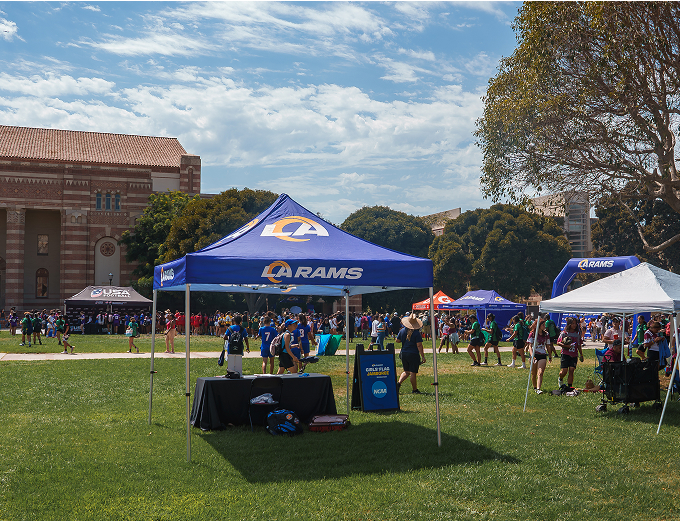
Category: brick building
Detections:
[{"x1": 0, "y1": 125, "x2": 201, "y2": 312}]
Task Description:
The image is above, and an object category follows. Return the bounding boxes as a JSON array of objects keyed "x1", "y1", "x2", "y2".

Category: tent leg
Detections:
[
  {"x1": 621, "y1": 312, "x2": 626, "y2": 362},
  {"x1": 345, "y1": 290, "x2": 350, "y2": 416},
  {"x1": 148, "y1": 289, "x2": 157, "y2": 425},
  {"x1": 523, "y1": 316, "x2": 540, "y2": 412},
  {"x1": 430, "y1": 288, "x2": 441, "y2": 447},
  {"x1": 185, "y1": 284, "x2": 191, "y2": 462},
  {"x1": 657, "y1": 312, "x2": 679, "y2": 434}
]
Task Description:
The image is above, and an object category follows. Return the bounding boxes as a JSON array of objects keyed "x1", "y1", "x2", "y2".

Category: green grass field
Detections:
[{"x1": 1, "y1": 333, "x2": 679, "y2": 520}]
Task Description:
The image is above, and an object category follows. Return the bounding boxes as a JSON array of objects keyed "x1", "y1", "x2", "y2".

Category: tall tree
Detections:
[
  {"x1": 162, "y1": 188, "x2": 278, "y2": 261},
  {"x1": 341, "y1": 206, "x2": 434, "y2": 312},
  {"x1": 429, "y1": 204, "x2": 571, "y2": 299},
  {"x1": 476, "y1": 2, "x2": 680, "y2": 255},
  {"x1": 592, "y1": 193, "x2": 680, "y2": 272},
  {"x1": 120, "y1": 190, "x2": 196, "y2": 296}
]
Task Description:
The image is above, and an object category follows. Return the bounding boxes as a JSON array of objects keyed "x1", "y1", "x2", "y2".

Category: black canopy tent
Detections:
[{"x1": 65, "y1": 286, "x2": 152, "y2": 332}]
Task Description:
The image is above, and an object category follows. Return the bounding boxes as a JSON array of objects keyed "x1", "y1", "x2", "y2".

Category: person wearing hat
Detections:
[
  {"x1": 396, "y1": 313, "x2": 426, "y2": 394},
  {"x1": 277, "y1": 318, "x2": 300, "y2": 374}
]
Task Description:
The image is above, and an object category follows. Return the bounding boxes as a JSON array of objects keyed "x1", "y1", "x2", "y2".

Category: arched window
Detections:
[
  {"x1": 105, "y1": 193, "x2": 111, "y2": 211},
  {"x1": 115, "y1": 193, "x2": 121, "y2": 211},
  {"x1": 96, "y1": 193, "x2": 102, "y2": 210},
  {"x1": 36, "y1": 269, "x2": 48, "y2": 298}
]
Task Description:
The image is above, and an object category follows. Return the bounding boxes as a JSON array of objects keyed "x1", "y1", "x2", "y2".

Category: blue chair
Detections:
[{"x1": 593, "y1": 347, "x2": 608, "y2": 384}]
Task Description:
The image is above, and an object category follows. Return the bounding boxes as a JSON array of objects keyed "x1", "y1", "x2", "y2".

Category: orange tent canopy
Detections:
[{"x1": 412, "y1": 290, "x2": 455, "y2": 310}]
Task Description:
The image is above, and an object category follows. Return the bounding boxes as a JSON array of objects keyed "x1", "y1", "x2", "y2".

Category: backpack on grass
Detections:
[{"x1": 266, "y1": 409, "x2": 303, "y2": 436}]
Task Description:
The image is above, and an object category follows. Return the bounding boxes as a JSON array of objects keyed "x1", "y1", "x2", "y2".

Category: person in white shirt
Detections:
[{"x1": 371, "y1": 317, "x2": 380, "y2": 345}]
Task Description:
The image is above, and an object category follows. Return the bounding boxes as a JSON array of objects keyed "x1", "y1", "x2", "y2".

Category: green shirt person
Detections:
[
  {"x1": 481, "y1": 314, "x2": 503, "y2": 366},
  {"x1": 127, "y1": 317, "x2": 139, "y2": 353}
]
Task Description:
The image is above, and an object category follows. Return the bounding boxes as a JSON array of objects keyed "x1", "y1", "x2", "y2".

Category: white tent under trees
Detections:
[{"x1": 526, "y1": 263, "x2": 680, "y2": 432}]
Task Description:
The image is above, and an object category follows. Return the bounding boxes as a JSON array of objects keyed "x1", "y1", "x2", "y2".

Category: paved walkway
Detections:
[{"x1": 0, "y1": 340, "x2": 605, "y2": 361}]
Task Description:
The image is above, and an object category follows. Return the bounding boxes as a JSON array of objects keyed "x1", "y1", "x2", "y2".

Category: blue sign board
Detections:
[{"x1": 352, "y1": 345, "x2": 400, "y2": 412}]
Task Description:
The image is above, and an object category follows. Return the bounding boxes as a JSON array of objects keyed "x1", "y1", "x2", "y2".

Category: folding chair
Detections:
[
  {"x1": 248, "y1": 376, "x2": 283, "y2": 431},
  {"x1": 593, "y1": 347, "x2": 608, "y2": 385}
]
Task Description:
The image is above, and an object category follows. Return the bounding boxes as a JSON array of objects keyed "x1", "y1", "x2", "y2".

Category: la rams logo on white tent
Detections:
[{"x1": 261, "y1": 216, "x2": 329, "y2": 242}]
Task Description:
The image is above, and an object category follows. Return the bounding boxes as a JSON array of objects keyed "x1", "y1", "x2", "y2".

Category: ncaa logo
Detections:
[
  {"x1": 372, "y1": 381, "x2": 388, "y2": 399},
  {"x1": 261, "y1": 216, "x2": 329, "y2": 242},
  {"x1": 91, "y1": 288, "x2": 103, "y2": 298}
]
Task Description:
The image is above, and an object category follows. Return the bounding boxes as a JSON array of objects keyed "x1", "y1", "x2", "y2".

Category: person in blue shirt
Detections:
[
  {"x1": 224, "y1": 314, "x2": 249, "y2": 355},
  {"x1": 296, "y1": 314, "x2": 316, "y2": 359},
  {"x1": 278, "y1": 318, "x2": 300, "y2": 374},
  {"x1": 258, "y1": 316, "x2": 278, "y2": 374}
]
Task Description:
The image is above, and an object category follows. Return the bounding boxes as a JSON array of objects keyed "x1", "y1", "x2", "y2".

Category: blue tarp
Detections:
[{"x1": 153, "y1": 193, "x2": 433, "y2": 295}]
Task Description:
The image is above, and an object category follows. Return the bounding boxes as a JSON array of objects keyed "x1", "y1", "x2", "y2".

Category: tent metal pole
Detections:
[
  {"x1": 621, "y1": 312, "x2": 626, "y2": 362},
  {"x1": 185, "y1": 284, "x2": 191, "y2": 462},
  {"x1": 148, "y1": 289, "x2": 157, "y2": 425},
  {"x1": 523, "y1": 316, "x2": 540, "y2": 412},
  {"x1": 345, "y1": 289, "x2": 350, "y2": 416},
  {"x1": 657, "y1": 312, "x2": 678, "y2": 434},
  {"x1": 430, "y1": 287, "x2": 441, "y2": 447}
]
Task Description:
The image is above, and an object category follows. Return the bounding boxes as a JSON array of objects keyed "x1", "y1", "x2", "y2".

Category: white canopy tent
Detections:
[{"x1": 525, "y1": 263, "x2": 680, "y2": 432}]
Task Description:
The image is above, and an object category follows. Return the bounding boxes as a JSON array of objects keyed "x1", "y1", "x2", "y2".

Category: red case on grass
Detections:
[{"x1": 308, "y1": 414, "x2": 350, "y2": 432}]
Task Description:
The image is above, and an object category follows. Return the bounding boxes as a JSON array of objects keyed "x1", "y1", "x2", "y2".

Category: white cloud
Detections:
[
  {"x1": 463, "y1": 52, "x2": 499, "y2": 77},
  {"x1": 0, "y1": 17, "x2": 18, "y2": 41},
  {"x1": 457, "y1": 2, "x2": 512, "y2": 22},
  {"x1": 0, "y1": 73, "x2": 115, "y2": 97},
  {"x1": 398, "y1": 48, "x2": 435, "y2": 61},
  {"x1": 83, "y1": 5, "x2": 101, "y2": 13}
]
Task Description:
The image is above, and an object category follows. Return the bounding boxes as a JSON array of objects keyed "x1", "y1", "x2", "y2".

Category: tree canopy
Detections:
[
  {"x1": 341, "y1": 205, "x2": 434, "y2": 258},
  {"x1": 162, "y1": 188, "x2": 278, "y2": 262},
  {"x1": 476, "y1": 2, "x2": 680, "y2": 254},
  {"x1": 429, "y1": 204, "x2": 571, "y2": 299},
  {"x1": 592, "y1": 192, "x2": 680, "y2": 272}
]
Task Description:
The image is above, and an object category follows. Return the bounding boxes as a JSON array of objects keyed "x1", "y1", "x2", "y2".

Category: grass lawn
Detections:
[{"x1": 1, "y1": 334, "x2": 680, "y2": 520}]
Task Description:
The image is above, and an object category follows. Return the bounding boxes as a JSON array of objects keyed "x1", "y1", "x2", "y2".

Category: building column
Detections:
[{"x1": 5, "y1": 208, "x2": 25, "y2": 310}]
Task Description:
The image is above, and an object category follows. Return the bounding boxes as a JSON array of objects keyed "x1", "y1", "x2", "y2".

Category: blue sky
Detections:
[{"x1": 0, "y1": 1, "x2": 521, "y2": 223}]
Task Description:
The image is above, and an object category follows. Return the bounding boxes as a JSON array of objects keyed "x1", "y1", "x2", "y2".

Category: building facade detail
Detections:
[{"x1": 0, "y1": 125, "x2": 201, "y2": 310}]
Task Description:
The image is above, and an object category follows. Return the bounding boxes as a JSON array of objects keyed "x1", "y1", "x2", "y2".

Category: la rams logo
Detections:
[
  {"x1": 261, "y1": 216, "x2": 329, "y2": 242},
  {"x1": 227, "y1": 218, "x2": 259, "y2": 240},
  {"x1": 494, "y1": 296, "x2": 504, "y2": 301},
  {"x1": 262, "y1": 261, "x2": 292, "y2": 283},
  {"x1": 578, "y1": 259, "x2": 589, "y2": 270}
]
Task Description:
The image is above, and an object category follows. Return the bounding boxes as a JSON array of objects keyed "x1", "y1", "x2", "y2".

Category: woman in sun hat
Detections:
[{"x1": 396, "y1": 312, "x2": 426, "y2": 394}]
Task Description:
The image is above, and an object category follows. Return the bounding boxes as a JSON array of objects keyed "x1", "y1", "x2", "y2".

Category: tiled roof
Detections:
[{"x1": 0, "y1": 125, "x2": 188, "y2": 168}]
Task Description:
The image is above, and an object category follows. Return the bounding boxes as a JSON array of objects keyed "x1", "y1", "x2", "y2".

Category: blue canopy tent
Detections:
[
  {"x1": 439, "y1": 290, "x2": 526, "y2": 338},
  {"x1": 150, "y1": 194, "x2": 439, "y2": 460}
]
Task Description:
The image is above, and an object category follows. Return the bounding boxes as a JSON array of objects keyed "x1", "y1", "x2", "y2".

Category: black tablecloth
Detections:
[{"x1": 190, "y1": 374, "x2": 337, "y2": 430}]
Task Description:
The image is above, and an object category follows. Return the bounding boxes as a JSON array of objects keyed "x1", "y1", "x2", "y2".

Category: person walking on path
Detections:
[
  {"x1": 61, "y1": 315, "x2": 75, "y2": 354},
  {"x1": 165, "y1": 311, "x2": 176, "y2": 354},
  {"x1": 557, "y1": 317, "x2": 584, "y2": 389},
  {"x1": 396, "y1": 313, "x2": 426, "y2": 394},
  {"x1": 126, "y1": 316, "x2": 140, "y2": 353},
  {"x1": 481, "y1": 313, "x2": 503, "y2": 366},
  {"x1": 465, "y1": 315, "x2": 484, "y2": 366},
  {"x1": 20, "y1": 312, "x2": 33, "y2": 347}
]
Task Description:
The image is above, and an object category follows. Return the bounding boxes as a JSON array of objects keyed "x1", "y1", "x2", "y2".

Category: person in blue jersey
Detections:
[
  {"x1": 223, "y1": 314, "x2": 249, "y2": 374},
  {"x1": 297, "y1": 314, "x2": 317, "y2": 360},
  {"x1": 258, "y1": 316, "x2": 278, "y2": 374}
]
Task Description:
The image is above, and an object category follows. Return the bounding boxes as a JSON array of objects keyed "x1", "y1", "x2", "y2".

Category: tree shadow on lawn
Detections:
[{"x1": 199, "y1": 421, "x2": 519, "y2": 483}]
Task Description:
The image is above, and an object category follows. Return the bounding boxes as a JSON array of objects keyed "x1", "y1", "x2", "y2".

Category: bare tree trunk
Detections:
[{"x1": 245, "y1": 293, "x2": 267, "y2": 315}]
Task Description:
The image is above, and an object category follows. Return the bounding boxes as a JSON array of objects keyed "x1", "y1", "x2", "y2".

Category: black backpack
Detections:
[
  {"x1": 266, "y1": 409, "x2": 303, "y2": 436},
  {"x1": 227, "y1": 326, "x2": 244, "y2": 355},
  {"x1": 269, "y1": 332, "x2": 285, "y2": 357}
]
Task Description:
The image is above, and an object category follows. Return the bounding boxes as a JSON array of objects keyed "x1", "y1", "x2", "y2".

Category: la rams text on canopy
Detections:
[
  {"x1": 261, "y1": 216, "x2": 329, "y2": 242},
  {"x1": 262, "y1": 261, "x2": 362, "y2": 283}
]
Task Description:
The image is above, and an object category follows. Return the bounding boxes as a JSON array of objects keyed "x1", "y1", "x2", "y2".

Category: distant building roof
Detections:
[{"x1": 0, "y1": 125, "x2": 188, "y2": 168}]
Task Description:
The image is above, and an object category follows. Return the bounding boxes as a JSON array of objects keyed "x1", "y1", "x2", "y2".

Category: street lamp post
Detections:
[{"x1": 109, "y1": 273, "x2": 113, "y2": 286}]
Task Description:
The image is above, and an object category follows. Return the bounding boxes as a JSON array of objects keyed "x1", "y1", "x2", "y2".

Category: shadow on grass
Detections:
[
  {"x1": 596, "y1": 399, "x2": 680, "y2": 428},
  {"x1": 199, "y1": 421, "x2": 519, "y2": 483}
]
